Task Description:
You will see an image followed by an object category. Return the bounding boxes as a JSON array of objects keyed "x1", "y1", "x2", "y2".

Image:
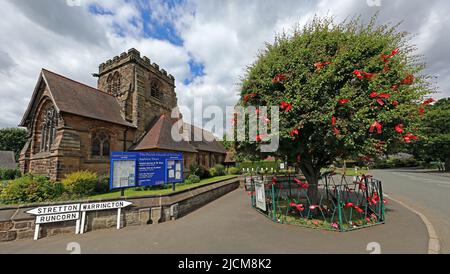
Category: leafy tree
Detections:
[
  {"x1": 235, "y1": 16, "x2": 432, "y2": 203},
  {"x1": 413, "y1": 98, "x2": 450, "y2": 170},
  {"x1": 0, "y1": 128, "x2": 28, "y2": 160}
]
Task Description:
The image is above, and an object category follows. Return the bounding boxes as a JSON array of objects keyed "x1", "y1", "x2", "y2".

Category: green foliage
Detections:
[
  {"x1": 96, "y1": 175, "x2": 110, "y2": 194},
  {"x1": 62, "y1": 171, "x2": 99, "y2": 197},
  {"x1": 227, "y1": 167, "x2": 241, "y2": 175},
  {"x1": 373, "y1": 157, "x2": 419, "y2": 169},
  {"x1": 184, "y1": 174, "x2": 201, "y2": 185},
  {"x1": 236, "y1": 16, "x2": 432, "y2": 183},
  {"x1": 412, "y1": 98, "x2": 450, "y2": 170},
  {"x1": 189, "y1": 164, "x2": 211, "y2": 179},
  {"x1": 211, "y1": 164, "x2": 226, "y2": 176},
  {"x1": 0, "y1": 128, "x2": 28, "y2": 160},
  {"x1": 0, "y1": 175, "x2": 64, "y2": 205},
  {"x1": 0, "y1": 168, "x2": 21, "y2": 180}
]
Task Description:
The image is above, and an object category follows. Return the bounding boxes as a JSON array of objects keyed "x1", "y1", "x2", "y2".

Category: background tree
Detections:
[
  {"x1": 412, "y1": 98, "x2": 450, "y2": 170},
  {"x1": 235, "y1": 16, "x2": 433, "y2": 203},
  {"x1": 0, "y1": 128, "x2": 28, "y2": 160}
]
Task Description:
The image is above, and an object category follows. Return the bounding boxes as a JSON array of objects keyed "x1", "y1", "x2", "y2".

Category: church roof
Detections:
[
  {"x1": 0, "y1": 151, "x2": 17, "y2": 169},
  {"x1": 133, "y1": 116, "x2": 227, "y2": 154},
  {"x1": 20, "y1": 69, "x2": 135, "y2": 128},
  {"x1": 133, "y1": 115, "x2": 198, "y2": 153}
]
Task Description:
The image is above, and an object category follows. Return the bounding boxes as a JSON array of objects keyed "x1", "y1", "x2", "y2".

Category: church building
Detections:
[{"x1": 18, "y1": 48, "x2": 227, "y2": 181}]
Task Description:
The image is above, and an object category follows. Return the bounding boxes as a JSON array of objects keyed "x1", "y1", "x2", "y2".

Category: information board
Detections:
[
  {"x1": 254, "y1": 179, "x2": 267, "y2": 212},
  {"x1": 110, "y1": 152, "x2": 184, "y2": 190}
]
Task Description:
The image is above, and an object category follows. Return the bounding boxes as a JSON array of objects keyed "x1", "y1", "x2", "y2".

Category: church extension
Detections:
[{"x1": 18, "y1": 48, "x2": 227, "y2": 181}]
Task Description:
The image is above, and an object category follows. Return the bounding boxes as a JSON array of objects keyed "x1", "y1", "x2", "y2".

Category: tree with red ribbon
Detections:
[{"x1": 236, "y1": 16, "x2": 431, "y2": 203}]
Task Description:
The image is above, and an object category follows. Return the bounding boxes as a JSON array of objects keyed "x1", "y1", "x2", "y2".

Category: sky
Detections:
[{"x1": 0, "y1": 0, "x2": 449, "y2": 130}]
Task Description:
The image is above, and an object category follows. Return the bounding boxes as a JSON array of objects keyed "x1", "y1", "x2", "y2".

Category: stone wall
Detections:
[{"x1": 0, "y1": 177, "x2": 240, "y2": 242}]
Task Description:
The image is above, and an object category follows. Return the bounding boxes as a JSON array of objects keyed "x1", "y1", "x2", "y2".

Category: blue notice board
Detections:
[{"x1": 110, "y1": 152, "x2": 184, "y2": 190}]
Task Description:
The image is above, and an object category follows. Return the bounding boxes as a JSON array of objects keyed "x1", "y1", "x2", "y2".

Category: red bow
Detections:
[
  {"x1": 403, "y1": 133, "x2": 418, "y2": 143},
  {"x1": 400, "y1": 74, "x2": 415, "y2": 85},
  {"x1": 339, "y1": 98, "x2": 350, "y2": 105},
  {"x1": 243, "y1": 93, "x2": 257, "y2": 103},
  {"x1": 353, "y1": 70, "x2": 376, "y2": 80},
  {"x1": 280, "y1": 102, "x2": 293, "y2": 111},
  {"x1": 290, "y1": 129, "x2": 299, "y2": 137},
  {"x1": 370, "y1": 92, "x2": 378, "y2": 98},
  {"x1": 369, "y1": 121, "x2": 383, "y2": 134},
  {"x1": 422, "y1": 98, "x2": 434, "y2": 105},
  {"x1": 295, "y1": 179, "x2": 309, "y2": 189},
  {"x1": 256, "y1": 135, "x2": 265, "y2": 142},
  {"x1": 354, "y1": 206, "x2": 364, "y2": 214},
  {"x1": 382, "y1": 48, "x2": 400, "y2": 61},
  {"x1": 314, "y1": 61, "x2": 332, "y2": 70},
  {"x1": 272, "y1": 74, "x2": 286, "y2": 84},
  {"x1": 395, "y1": 124, "x2": 404, "y2": 134}
]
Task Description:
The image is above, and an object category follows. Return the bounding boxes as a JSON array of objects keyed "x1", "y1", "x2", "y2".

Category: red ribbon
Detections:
[
  {"x1": 395, "y1": 124, "x2": 404, "y2": 134},
  {"x1": 272, "y1": 74, "x2": 286, "y2": 84},
  {"x1": 314, "y1": 61, "x2": 332, "y2": 70},
  {"x1": 353, "y1": 70, "x2": 376, "y2": 80},
  {"x1": 280, "y1": 102, "x2": 293, "y2": 111},
  {"x1": 403, "y1": 133, "x2": 418, "y2": 143},
  {"x1": 290, "y1": 129, "x2": 299, "y2": 137},
  {"x1": 376, "y1": 99, "x2": 385, "y2": 106},
  {"x1": 354, "y1": 206, "x2": 364, "y2": 214},
  {"x1": 255, "y1": 135, "x2": 265, "y2": 142},
  {"x1": 370, "y1": 92, "x2": 378, "y2": 98},
  {"x1": 332, "y1": 116, "x2": 337, "y2": 126},
  {"x1": 243, "y1": 93, "x2": 257, "y2": 103},
  {"x1": 369, "y1": 121, "x2": 383, "y2": 134},
  {"x1": 400, "y1": 74, "x2": 415, "y2": 85},
  {"x1": 422, "y1": 98, "x2": 434, "y2": 105},
  {"x1": 339, "y1": 98, "x2": 349, "y2": 105}
]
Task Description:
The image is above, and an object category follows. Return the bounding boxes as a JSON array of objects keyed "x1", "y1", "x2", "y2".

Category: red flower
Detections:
[
  {"x1": 314, "y1": 61, "x2": 332, "y2": 70},
  {"x1": 290, "y1": 129, "x2": 299, "y2": 137},
  {"x1": 395, "y1": 124, "x2": 404, "y2": 134},
  {"x1": 370, "y1": 92, "x2": 378, "y2": 98},
  {"x1": 243, "y1": 93, "x2": 257, "y2": 103},
  {"x1": 392, "y1": 100, "x2": 399, "y2": 107},
  {"x1": 369, "y1": 121, "x2": 383, "y2": 134},
  {"x1": 400, "y1": 74, "x2": 415, "y2": 85},
  {"x1": 339, "y1": 98, "x2": 350, "y2": 105},
  {"x1": 332, "y1": 116, "x2": 337, "y2": 126},
  {"x1": 272, "y1": 74, "x2": 286, "y2": 84},
  {"x1": 280, "y1": 102, "x2": 293, "y2": 111}
]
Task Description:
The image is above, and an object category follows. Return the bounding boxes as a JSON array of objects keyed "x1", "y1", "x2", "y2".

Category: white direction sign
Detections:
[
  {"x1": 26, "y1": 204, "x2": 80, "y2": 215},
  {"x1": 36, "y1": 212, "x2": 80, "y2": 224},
  {"x1": 81, "y1": 201, "x2": 132, "y2": 211}
]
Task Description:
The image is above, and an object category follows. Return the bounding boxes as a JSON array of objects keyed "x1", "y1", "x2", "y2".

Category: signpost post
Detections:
[
  {"x1": 26, "y1": 204, "x2": 81, "y2": 240},
  {"x1": 79, "y1": 201, "x2": 133, "y2": 234}
]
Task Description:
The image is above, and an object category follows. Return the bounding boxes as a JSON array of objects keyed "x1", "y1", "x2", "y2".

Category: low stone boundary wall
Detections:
[{"x1": 0, "y1": 177, "x2": 240, "y2": 242}]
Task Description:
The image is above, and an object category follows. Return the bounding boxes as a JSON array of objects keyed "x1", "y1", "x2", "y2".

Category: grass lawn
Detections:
[
  {"x1": 88, "y1": 175, "x2": 238, "y2": 200},
  {"x1": 334, "y1": 167, "x2": 371, "y2": 177}
]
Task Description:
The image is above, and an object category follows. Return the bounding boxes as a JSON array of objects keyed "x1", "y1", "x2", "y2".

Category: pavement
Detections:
[
  {"x1": 0, "y1": 181, "x2": 429, "y2": 254},
  {"x1": 371, "y1": 168, "x2": 450, "y2": 254}
]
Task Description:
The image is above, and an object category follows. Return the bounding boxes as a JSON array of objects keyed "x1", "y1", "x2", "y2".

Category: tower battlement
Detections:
[{"x1": 98, "y1": 48, "x2": 175, "y2": 85}]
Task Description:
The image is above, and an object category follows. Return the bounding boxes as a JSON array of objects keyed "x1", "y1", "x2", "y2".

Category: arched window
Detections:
[
  {"x1": 91, "y1": 131, "x2": 110, "y2": 158},
  {"x1": 150, "y1": 81, "x2": 163, "y2": 101},
  {"x1": 40, "y1": 106, "x2": 57, "y2": 152},
  {"x1": 106, "y1": 72, "x2": 121, "y2": 95}
]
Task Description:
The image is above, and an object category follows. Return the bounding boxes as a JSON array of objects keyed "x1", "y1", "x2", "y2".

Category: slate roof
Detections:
[
  {"x1": 133, "y1": 115, "x2": 197, "y2": 153},
  {"x1": 0, "y1": 151, "x2": 17, "y2": 169},
  {"x1": 20, "y1": 69, "x2": 135, "y2": 128},
  {"x1": 133, "y1": 116, "x2": 227, "y2": 154}
]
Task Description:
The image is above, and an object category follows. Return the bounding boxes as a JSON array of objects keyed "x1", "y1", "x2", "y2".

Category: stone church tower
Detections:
[{"x1": 97, "y1": 48, "x2": 179, "y2": 142}]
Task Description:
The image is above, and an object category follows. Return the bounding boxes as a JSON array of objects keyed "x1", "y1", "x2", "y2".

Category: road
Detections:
[
  {"x1": 371, "y1": 169, "x2": 450, "y2": 254},
  {"x1": 0, "y1": 183, "x2": 428, "y2": 254}
]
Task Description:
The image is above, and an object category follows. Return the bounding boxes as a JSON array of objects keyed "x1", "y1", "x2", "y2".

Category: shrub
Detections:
[
  {"x1": 213, "y1": 164, "x2": 226, "y2": 176},
  {"x1": 0, "y1": 175, "x2": 64, "y2": 204},
  {"x1": 227, "y1": 167, "x2": 240, "y2": 175},
  {"x1": 189, "y1": 164, "x2": 211, "y2": 179},
  {"x1": 96, "y1": 175, "x2": 110, "y2": 194},
  {"x1": 184, "y1": 174, "x2": 200, "y2": 185},
  {"x1": 0, "y1": 168, "x2": 21, "y2": 180},
  {"x1": 62, "y1": 171, "x2": 98, "y2": 197}
]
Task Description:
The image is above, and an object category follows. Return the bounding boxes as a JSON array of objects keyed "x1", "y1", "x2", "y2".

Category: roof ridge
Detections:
[{"x1": 41, "y1": 68, "x2": 114, "y2": 97}]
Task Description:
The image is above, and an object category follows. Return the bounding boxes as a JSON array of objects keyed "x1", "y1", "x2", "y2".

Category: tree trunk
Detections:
[
  {"x1": 299, "y1": 162, "x2": 320, "y2": 205},
  {"x1": 445, "y1": 157, "x2": 450, "y2": 172}
]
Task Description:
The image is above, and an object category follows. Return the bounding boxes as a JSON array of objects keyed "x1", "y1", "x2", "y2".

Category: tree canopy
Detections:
[
  {"x1": 235, "y1": 16, "x2": 433, "y2": 198},
  {"x1": 0, "y1": 128, "x2": 28, "y2": 160}
]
